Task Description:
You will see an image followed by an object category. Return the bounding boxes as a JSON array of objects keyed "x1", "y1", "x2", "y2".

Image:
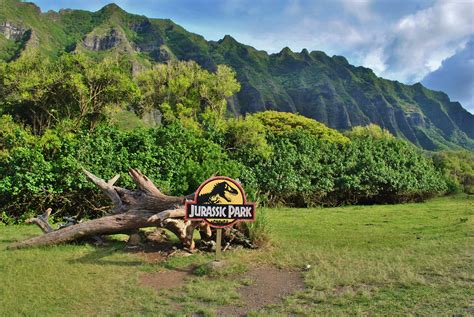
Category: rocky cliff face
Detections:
[
  {"x1": 1, "y1": 0, "x2": 473, "y2": 151},
  {"x1": 0, "y1": 21, "x2": 27, "y2": 40},
  {"x1": 82, "y1": 28, "x2": 123, "y2": 51}
]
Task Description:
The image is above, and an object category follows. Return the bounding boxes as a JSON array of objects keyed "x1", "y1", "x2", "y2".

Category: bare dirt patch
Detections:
[
  {"x1": 139, "y1": 266, "x2": 194, "y2": 291},
  {"x1": 218, "y1": 266, "x2": 305, "y2": 316},
  {"x1": 124, "y1": 230, "x2": 191, "y2": 264},
  {"x1": 125, "y1": 243, "x2": 173, "y2": 263}
]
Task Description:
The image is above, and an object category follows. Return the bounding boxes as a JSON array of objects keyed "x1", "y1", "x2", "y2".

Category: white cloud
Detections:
[
  {"x1": 362, "y1": 47, "x2": 386, "y2": 74},
  {"x1": 372, "y1": 0, "x2": 474, "y2": 83},
  {"x1": 216, "y1": 0, "x2": 473, "y2": 89}
]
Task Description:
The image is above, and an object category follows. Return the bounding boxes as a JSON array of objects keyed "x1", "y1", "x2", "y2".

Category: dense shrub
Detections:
[
  {"x1": 0, "y1": 114, "x2": 450, "y2": 222},
  {"x1": 0, "y1": 120, "x2": 242, "y2": 222},
  {"x1": 333, "y1": 136, "x2": 447, "y2": 204},
  {"x1": 240, "y1": 130, "x2": 338, "y2": 206},
  {"x1": 252, "y1": 111, "x2": 350, "y2": 144},
  {"x1": 234, "y1": 127, "x2": 446, "y2": 207},
  {"x1": 432, "y1": 150, "x2": 474, "y2": 194}
]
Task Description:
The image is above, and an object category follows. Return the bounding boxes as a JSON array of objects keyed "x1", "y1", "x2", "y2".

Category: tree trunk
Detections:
[{"x1": 8, "y1": 168, "x2": 209, "y2": 250}]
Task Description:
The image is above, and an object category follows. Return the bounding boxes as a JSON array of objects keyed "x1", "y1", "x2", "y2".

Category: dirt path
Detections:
[
  {"x1": 218, "y1": 266, "x2": 304, "y2": 316},
  {"x1": 139, "y1": 265, "x2": 304, "y2": 315},
  {"x1": 139, "y1": 266, "x2": 194, "y2": 291}
]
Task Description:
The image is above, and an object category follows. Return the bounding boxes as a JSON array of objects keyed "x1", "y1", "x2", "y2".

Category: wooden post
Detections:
[{"x1": 215, "y1": 228, "x2": 222, "y2": 261}]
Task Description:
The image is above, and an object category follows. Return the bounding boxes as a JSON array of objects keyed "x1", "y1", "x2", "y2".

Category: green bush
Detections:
[
  {"x1": 432, "y1": 150, "x2": 474, "y2": 194},
  {"x1": 0, "y1": 113, "x2": 449, "y2": 223},
  {"x1": 252, "y1": 111, "x2": 350, "y2": 144},
  {"x1": 235, "y1": 126, "x2": 446, "y2": 207},
  {"x1": 240, "y1": 129, "x2": 337, "y2": 206},
  {"x1": 333, "y1": 136, "x2": 447, "y2": 204},
  {"x1": 0, "y1": 121, "x2": 243, "y2": 222}
]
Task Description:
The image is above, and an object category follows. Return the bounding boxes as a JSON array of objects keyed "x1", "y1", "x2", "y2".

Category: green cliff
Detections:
[{"x1": 1, "y1": 0, "x2": 472, "y2": 150}]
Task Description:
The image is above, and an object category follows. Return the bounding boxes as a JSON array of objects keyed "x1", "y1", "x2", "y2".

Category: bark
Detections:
[
  {"x1": 8, "y1": 168, "x2": 202, "y2": 250},
  {"x1": 25, "y1": 208, "x2": 53, "y2": 233}
]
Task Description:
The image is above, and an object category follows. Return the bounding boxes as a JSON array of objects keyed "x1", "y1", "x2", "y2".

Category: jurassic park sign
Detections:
[{"x1": 185, "y1": 176, "x2": 256, "y2": 228}]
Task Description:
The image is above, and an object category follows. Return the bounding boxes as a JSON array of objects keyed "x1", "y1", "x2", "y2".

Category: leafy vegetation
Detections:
[
  {"x1": 0, "y1": 0, "x2": 473, "y2": 151},
  {"x1": 1, "y1": 195, "x2": 472, "y2": 315},
  {"x1": 0, "y1": 51, "x2": 139, "y2": 133},
  {"x1": 432, "y1": 150, "x2": 474, "y2": 194},
  {"x1": 0, "y1": 120, "x2": 242, "y2": 222},
  {"x1": 345, "y1": 123, "x2": 395, "y2": 140},
  {"x1": 0, "y1": 111, "x2": 449, "y2": 222},
  {"x1": 252, "y1": 111, "x2": 350, "y2": 144},
  {"x1": 0, "y1": 50, "x2": 455, "y2": 222},
  {"x1": 135, "y1": 60, "x2": 239, "y2": 130}
]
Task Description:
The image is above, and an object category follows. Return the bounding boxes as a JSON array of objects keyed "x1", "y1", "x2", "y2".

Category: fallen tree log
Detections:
[
  {"x1": 25, "y1": 208, "x2": 53, "y2": 233},
  {"x1": 8, "y1": 168, "x2": 216, "y2": 250}
]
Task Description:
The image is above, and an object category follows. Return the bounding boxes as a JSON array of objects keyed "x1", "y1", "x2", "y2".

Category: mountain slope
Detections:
[{"x1": 1, "y1": 0, "x2": 473, "y2": 151}]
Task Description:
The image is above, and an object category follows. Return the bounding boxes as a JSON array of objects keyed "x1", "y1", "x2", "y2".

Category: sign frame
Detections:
[{"x1": 185, "y1": 176, "x2": 256, "y2": 229}]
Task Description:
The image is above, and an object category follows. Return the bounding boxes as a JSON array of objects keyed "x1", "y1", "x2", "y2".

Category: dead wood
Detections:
[{"x1": 9, "y1": 168, "x2": 197, "y2": 249}]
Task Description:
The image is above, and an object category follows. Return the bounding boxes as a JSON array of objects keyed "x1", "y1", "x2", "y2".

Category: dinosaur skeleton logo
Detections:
[{"x1": 185, "y1": 177, "x2": 256, "y2": 228}]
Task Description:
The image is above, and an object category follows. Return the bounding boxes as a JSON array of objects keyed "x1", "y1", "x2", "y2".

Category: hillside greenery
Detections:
[
  {"x1": 0, "y1": 0, "x2": 473, "y2": 151},
  {"x1": 0, "y1": 51, "x2": 470, "y2": 224},
  {"x1": 0, "y1": 51, "x2": 139, "y2": 133},
  {"x1": 432, "y1": 150, "x2": 474, "y2": 194},
  {"x1": 135, "y1": 60, "x2": 240, "y2": 130}
]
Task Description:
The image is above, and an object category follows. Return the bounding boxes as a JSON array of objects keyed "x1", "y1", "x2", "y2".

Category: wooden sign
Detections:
[{"x1": 185, "y1": 176, "x2": 256, "y2": 228}]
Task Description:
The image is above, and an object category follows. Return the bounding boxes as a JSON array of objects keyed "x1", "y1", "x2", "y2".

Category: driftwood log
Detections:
[{"x1": 8, "y1": 168, "x2": 243, "y2": 250}]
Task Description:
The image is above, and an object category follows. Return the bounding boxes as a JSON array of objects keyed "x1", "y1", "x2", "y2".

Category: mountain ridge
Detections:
[{"x1": 1, "y1": 0, "x2": 473, "y2": 151}]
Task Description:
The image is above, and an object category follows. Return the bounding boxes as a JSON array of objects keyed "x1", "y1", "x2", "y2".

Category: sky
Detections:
[{"x1": 33, "y1": 0, "x2": 474, "y2": 114}]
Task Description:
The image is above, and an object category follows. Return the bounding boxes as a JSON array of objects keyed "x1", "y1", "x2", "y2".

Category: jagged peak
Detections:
[
  {"x1": 280, "y1": 46, "x2": 293, "y2": 54},
  {"x1": 219, "y1": 34, "x2": 238, "y2": 44},
  {"x1": 99, "y1": 3, "x2": 126, "y2": 15},
  {"x1": 271, "y1": 46, "x2": 298, "y2": 60},
  {"x1": 20, "y1": 2, "x2": 41, "y2": 13}
]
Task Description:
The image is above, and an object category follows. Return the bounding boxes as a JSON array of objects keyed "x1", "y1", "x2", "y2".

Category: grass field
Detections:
[{"x1": 0, "y1": 195, "x2": 473, "y2": 316}]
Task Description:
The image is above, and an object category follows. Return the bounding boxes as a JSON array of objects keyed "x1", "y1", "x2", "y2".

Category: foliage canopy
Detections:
[{"x1": 0, "y1": 52, "x2": 461, "y2": 223}]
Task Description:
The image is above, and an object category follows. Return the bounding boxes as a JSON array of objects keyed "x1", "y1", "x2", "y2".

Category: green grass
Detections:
[
  {"x1": 110, "y1": 110, "x2": 153, "y2": 130},
  {"x1": 0, "y1": 195, "x2": 472, "y2": 316}
]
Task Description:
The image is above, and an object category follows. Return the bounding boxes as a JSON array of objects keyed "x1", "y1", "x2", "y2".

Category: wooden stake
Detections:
[{"x1": 215, "y1": 228, "x2": 222, "y2": 261}]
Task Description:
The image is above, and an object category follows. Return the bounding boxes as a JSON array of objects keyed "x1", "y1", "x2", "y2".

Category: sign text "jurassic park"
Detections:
[
  {"x1": 185, "y1": 176, "x2": 256, "y2": 228},
  {"x1": 188, "y1": 204, "x2": 253, "y2": 219}
]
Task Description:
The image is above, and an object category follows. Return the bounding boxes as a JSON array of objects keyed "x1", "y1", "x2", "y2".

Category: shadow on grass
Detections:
[
  {"x1": 69, "y1": 239, "x2": 181, "y2": 267},
  {"x1": 0, "y1": 238, "x2": 18, "y2": 243},
  {"x1": 69, "y1": 241, "x2": 145, "y2": 266}
]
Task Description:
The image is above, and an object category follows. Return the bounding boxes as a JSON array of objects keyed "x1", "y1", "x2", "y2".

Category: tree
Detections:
[
  {"x1": 0, "y1": 52, "x2": 139, "y2": 133},
  {"x1": 345, "y1": 124, "x2": 395, "y2": 140},
  {"x1": 135, "y1": 61, "x2": 240, "y2": 129},
  {"x1": 57, "y1": 53, "x2": 140, "y2": 130},
  {"x1": 0, "y1": 51, "x2": 64, "y2": 134},
  {"x1": 432, "y1": 150, "x2": 474, "y2": 194}
]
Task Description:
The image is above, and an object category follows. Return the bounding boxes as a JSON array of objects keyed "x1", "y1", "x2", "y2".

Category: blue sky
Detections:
[{"x1": 33, "y1": 0, "x2": 474, "y2": 113}]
